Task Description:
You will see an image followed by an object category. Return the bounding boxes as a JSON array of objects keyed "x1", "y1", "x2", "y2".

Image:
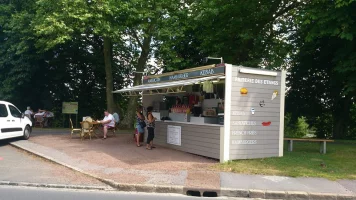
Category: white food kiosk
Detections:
[{"x1": 113, "y1": 64, "x2": 286, "y2": 162}]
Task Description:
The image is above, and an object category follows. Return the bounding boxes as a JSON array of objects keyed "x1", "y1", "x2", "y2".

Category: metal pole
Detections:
[{"x1": 76, "y1": 114, "x2": 78, "y2": 128}]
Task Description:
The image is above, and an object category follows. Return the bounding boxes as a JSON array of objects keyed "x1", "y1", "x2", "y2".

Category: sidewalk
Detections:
[
  {"x1": 0, "y1": 143, "x2": 108, "y2": 190},
  {"x1": 10, "y1": 132, "x2": 356, "y2": 199}
]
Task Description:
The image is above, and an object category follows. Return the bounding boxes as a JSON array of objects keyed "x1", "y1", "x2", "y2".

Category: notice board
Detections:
[
  {"x1": 167, "y1": 125, "x2": 181, "y2": 146},
  {"x1": 62, "y1": 102, "x2": 78, "y2": 114}
]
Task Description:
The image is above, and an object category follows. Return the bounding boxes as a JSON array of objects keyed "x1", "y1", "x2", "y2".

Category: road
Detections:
[
  {"x1": 0, "y1": 186, "x2": 258, "y2": 200},
  {"x1": 0, "y1": 139, "x2": 106, "y2": 187}
]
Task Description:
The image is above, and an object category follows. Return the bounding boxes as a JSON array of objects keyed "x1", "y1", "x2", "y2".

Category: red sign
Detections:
[{"x1": 262, "y1": 121, "x2": 271, "y2": 126}]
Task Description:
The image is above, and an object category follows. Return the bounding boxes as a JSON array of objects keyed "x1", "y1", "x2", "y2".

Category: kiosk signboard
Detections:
[
  {"x1": 143, "y1": 66, "x2": 225, "y2": 84},
  {"x1": 228, "y1": 66, "x2": 285, "y2": 160},
  {"x1": 62, "y1": 102, "x2": 78, "y2": 114}
]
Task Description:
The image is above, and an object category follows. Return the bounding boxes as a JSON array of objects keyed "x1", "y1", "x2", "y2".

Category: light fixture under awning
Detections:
[{"x1": 112, "y1": 75, "x2": 224, "y2": 96}]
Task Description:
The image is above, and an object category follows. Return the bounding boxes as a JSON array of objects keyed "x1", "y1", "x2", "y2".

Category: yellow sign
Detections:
[
  {"x1": 62, "y1": 102, "x2": 78, "y2": 114},
  {"x1": 240, "y1": 88, "x2": 248, "y2": 95},
  {"x1": 271, "y1": 91, "x2": 278, "y2": 100}
]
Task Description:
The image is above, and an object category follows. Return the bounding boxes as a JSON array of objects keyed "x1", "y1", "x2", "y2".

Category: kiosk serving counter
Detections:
[{"x1": 113, "y1": 64, "x2": 286, "y2": 162}]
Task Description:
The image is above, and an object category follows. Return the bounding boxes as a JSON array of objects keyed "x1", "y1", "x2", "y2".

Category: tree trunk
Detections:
[
  {"x1": 121, "y1": 34, "x2": 152, "y2": 128},
  {"x1": 332, "y1": 94, "x2": 352, "y2": 139},
  {"x1": 103, "y1": 37, "x2": 117, "y2": 113}
]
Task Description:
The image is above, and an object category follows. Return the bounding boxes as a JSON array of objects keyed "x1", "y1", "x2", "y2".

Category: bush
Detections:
[
  {"x1": 284, "y1": 113, "x2": 313, "y2": 138},
  {"x1": 314, "y1": 113, "x2": 333, "y2": 139}
]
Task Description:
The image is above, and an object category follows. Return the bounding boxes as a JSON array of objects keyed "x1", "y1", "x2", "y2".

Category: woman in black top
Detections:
[{"x1": 146, "y1": 106, "x2": 156, "y2": 150}]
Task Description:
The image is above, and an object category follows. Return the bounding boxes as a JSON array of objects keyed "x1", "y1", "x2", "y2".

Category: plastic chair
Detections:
[{"x1": 70, "y1": 118, "x2": 82, "y2": 138}]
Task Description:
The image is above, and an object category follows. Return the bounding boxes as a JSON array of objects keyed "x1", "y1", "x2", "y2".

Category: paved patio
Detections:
[{"x1": 28, "y1": 129, "x2": 219, "y2": 188}]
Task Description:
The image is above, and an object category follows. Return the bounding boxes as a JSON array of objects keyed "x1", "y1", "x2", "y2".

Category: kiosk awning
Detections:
[{"x1": 113, "y1": 75, "x2": 224, "y2": 96}]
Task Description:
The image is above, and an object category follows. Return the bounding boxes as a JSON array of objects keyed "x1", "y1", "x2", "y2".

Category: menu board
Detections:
[{"x1": 167, "y1": 125, "x2": 181, "y2": 146}]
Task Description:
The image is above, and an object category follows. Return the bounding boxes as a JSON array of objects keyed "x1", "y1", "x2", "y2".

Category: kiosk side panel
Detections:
[
  {"x1": 154, "y1": 121, "x2": 221, "y2": 159},
  {"x1": 229, "y1": 66, "x2": 284, "y2": 160}
]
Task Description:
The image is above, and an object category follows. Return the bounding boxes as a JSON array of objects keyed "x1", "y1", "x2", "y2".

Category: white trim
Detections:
[
  {"x1": 239, "y1": 68, "x2": 278, "y2": 76},
  {"x1": 220, "y1": 126, "x2": 225, "y2": 163},
  {"x1": 279, "y1": 70, "x2": 286, "y2": 157},
  {"x1": 221, "y1": 64, "x2": 233, "y2": 162}
]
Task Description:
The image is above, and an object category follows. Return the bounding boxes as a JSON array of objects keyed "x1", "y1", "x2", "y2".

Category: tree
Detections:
[
  {"x1": 120, "y1": 0, "x2": 194, "y2": 127},
  {"x1": 177, "y1": 0, "x2": 303, "y2": 69},
  {"x1": 286, "y1": 0, "x2": 356, "y2": 139},
  {"x1": 0, "y1": 0, "x2": 50, "y2": 107},
  {"x1": 32, "y1": 0, "x2": 128, "y2": 112}
]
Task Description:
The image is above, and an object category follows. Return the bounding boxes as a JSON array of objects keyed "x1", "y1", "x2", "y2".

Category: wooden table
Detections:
[
  {"x1": 284, "y1": 138, "x2": 334, "y2": 154},
  {"x1": 90, "y1": 121, "x2": 103, "y2": 136}
]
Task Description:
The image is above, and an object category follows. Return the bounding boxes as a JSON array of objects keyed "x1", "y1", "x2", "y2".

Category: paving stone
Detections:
[
  {"x1": 249, "y1": 189, "x2": 265, "y2": 198},
  {"x1": 221, "y1": 188, "x2": 249, "y2": 197},
  {"x1": 309, "y1": 192, "x2": 337, "y2": 200},
  {"x1": 265, "y1": 190, "x2": 287, "y2": 199},
  {"x1": 337, "y1": 194, "x2": 356, "y2": 200},
  {"x1": 287, "y1": 191, "x2": 309, "y2": 200},
  {"x1": 135, "y1": 184, "x2": 156, "y2": 193}
]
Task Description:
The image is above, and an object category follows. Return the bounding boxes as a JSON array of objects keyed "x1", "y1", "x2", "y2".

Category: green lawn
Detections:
[{"x1": 217, "y1": 141, "x2": 356, "y2": 180}]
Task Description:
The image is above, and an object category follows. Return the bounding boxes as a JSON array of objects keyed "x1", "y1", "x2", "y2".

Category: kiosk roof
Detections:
[{"x1": 112, "y1": 75, "x2": 223, "y2": 93}]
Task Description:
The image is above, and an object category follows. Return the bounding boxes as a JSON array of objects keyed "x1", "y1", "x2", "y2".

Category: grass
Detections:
[{"x1": 217, "y1": 141, "x2": 356, "y2": 180}]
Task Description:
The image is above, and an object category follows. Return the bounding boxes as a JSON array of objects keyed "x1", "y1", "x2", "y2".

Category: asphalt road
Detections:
[{"x1": 0, "y1": 186, "x2": 258, "y2": 200}]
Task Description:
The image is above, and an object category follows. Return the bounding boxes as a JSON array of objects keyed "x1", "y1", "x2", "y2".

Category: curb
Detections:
[
  {"x1": 220, "y1": 188, "x2": 356, "y2": 200},
  {"x1": 0, "y1": 181, "x2": 110, "y2": 191},
  {"x1": 10, "y1": 142, "x2": 356, "y2": 199}
]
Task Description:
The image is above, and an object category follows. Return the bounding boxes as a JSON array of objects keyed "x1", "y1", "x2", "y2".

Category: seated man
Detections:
[
  {"x1": 98, "y1": 110, "x2": 115, "y2": 139},
  {"x1": 24, "y1": 106, "x2": 33, "y2": 118},
  {"x1": 34, "y1": 109, "x2": 46, "y2": 116},
  {"x1": 43, "y1": 111, "x2": 54, "y2": 127}
]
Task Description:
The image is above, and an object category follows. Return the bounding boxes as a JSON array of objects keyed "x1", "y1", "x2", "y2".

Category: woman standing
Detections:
[
  {"x1": 135, "y1": 106, "x2": 145, "y2": 147},
  {"x1": 146, "y1": 106, "x2": 156, "y2": 150}
]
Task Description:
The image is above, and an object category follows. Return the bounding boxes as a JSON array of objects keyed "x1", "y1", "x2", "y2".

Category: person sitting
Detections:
[
  {"x1": 34, "y1": 109, "x2": 46, "y2": 116},
  {"x1": 24, "y1": 106, "x2": 33, "y2": 118},
  {"x1": 43, "y1": 110, "x2": 54, "y2": 127},
  {"x1": 112, "y1": 110, "x2": 120, "y2": 125},
  {"x1": 98, "y1": 110, "x2": 115, "y2": 139}
]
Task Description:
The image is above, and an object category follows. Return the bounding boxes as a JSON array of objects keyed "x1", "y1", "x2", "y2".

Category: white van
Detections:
[{"x1": 0, "y1": 101, "x2": 32, "y2": 140}]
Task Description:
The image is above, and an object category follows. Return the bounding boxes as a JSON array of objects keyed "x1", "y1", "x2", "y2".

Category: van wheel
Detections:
[{"x1": 23, "y1": 125, "x2": 31, "y2": 140}]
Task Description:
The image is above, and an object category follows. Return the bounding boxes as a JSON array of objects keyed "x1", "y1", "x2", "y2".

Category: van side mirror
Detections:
[{"x1": 21, "y1": 113, "x2": 25, "y2": 118}]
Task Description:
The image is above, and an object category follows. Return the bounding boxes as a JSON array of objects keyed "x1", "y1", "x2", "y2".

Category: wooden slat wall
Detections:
[
  {"x1": 154, "y1": 121, "x2": 222, "y2": 159},
  {"x1": 229, "y1": 66, "x2": 283, "y2": 159}
]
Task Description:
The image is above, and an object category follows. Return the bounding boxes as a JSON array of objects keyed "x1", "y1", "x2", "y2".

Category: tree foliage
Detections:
[{"x1": 286, "y1": 0, "x2": 356, "y2": 139}]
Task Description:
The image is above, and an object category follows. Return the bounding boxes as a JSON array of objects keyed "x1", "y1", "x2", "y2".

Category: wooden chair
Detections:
[
  {"x1": 115, "y1": 122, "x2": 119, "y2": 130},
  {"x1": 34, "y1": 115, "x2": 44, "y2": 128},
  {"x1": 84, "y1": 117, "x2": 93, "y2": 123},
  {"x1": 70, "y1": 118, "x2": 82, "y2": 139},
  {"x1": 81, "y1": 121, "x2": 94, "y2": 140},
  {"x1": 108, "y1": 125, "x2": 116, "y2": 137}
]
